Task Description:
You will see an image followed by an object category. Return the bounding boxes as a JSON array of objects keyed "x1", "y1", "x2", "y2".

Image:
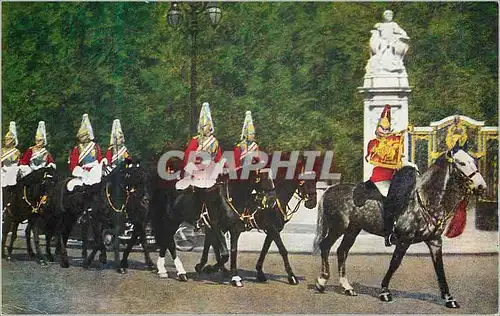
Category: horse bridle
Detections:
[
  {"x1": 22, "y1": 171, "x2": 53, "y2": 214},
  {"x1": 416, "y1": 157, "x2": 474, "y2": 233}
]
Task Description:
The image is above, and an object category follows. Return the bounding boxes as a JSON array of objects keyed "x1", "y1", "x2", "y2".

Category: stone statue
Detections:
[{"x1": 366, "y1": 10, "x2": 410, "y2": 75}]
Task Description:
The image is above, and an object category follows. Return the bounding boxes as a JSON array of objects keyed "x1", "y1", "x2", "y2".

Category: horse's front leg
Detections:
[
  {"x1": 380, "y1": 243, "x2": 409, "y2": 302},
  {"x1": 255, "y1": 234, "x2": 273, "y2": 282},
  {"x1": 426, "y1": 237, "x2": 459, "y2": 308},
  {"x1": 31, "y1": 218, "x2": 47, "y2": 266},
  {"x1": 138, "y1": 225, "x2": 155, "y2": 270},
  {"x1": 270, "y1": 230, "x2": 298, "y2": 285},
  {"x1": 229, "y1": 229, "x2": 243, "y2": 287},
  {"x1": 117, "y1": 229, "x2": 139, "y2": 274},
  {"x1": 7, "y1": 222, "x2": 19, "y2": 260},
  {"x1": 25, "y1": 221, "x2": 35, "y2": 259},
  {"x1": 2, "y1": 218, "x2": 13, "y2": 260}
]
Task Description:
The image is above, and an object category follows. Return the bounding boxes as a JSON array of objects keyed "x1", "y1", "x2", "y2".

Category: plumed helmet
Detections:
[
  {"x1": 77, "y1": 113, "x2": 94, "y2": 140},
  {"x1": 35, "y1": 121, "x2": 47, "y2": 146},
  {"x1": 240, "y1": 111, "x2": 256, "y2": 140},
  {"x1": 197, "y1": 102, "x2": 214, "y2": 135}
]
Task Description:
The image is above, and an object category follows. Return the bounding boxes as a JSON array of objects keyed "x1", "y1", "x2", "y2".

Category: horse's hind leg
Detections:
[
  {"x1": 167, "y1": 240, "x2": 188, "y2": 282},
  {"x1": 379, "y1": 243, "x2": 409, "y2": 302},
  {"x1": 255, "y1": 234, "x2": 273, "y2": 282},
  {"x1": 271, "y1": 231, "x2": 299, "y2": 285},
  {"x1": 156, "y1": 247, "x2": 169, "y2": 278},
  {"x1": 425, "y1": 238, "x2": 459, "y2": 309},
  {"x1": 337, "y1": 227, "x2": 361, "y2": 296},
  {"x1": 315, "y1": 229, "x2": 343, "y2": 293}
]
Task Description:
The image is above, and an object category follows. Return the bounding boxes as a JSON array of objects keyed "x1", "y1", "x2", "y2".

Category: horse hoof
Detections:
[
  {"x1": 158, "y1": 273, "x2": 168, "y2": 279},
  {"x1": 288, "y1": 274, "x2": 299, "y2": 285},
  {"x1": 345, "y1": 289, "x2": 358, "y2": 296},
  {"x1": 256, "y1": 271, "x2": 267, "y2": 283},
  {"x1": 231, "y1": 280, "x2": 244, "y2": 287},
  {"x1": 379, "y1": 291, "x2": 392, "y2": 302},
  {"x1": 117, "y1": 268, "x2": 127, "y2": 274},
  {"x1": 445, "y1": 300, "x2": 460, "y2": 309},
  {"x1": 195, "y1": 263, "x2": 203, "y2": 274},
  {"x1": 178, "y1": 274, "x2": 188, "y2": 282},
  {"x1": 204, "y1": 265, "x2": 219, "y2": 274},
  {"x1": 315, "y1": 277, "x2": 327, "y2": 293}
]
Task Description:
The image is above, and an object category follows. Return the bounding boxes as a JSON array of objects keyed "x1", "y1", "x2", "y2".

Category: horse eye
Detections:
[{"x1": 457, "y1": 161, "x2": 466, "y2": 166}]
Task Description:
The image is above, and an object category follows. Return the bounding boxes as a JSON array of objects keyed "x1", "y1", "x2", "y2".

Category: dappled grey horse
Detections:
[{"x1": 314, "y1": 147, "x2": 486, "y2": 308}]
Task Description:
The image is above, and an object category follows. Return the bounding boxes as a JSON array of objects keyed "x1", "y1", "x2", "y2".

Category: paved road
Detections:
[{"x1": 2, "y1": 245, "x2": 497, "y2": 314}]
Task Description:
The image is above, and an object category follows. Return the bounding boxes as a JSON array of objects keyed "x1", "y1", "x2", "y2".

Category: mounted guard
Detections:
[
  {"x1": 2, "y1": 122, "x2": 21, "y2": 209},
  {"x1": 176, "y1": 102, "x2": 225, "y2": 190},
  {"x1": 104, "y1": 119, "x2": 131, "y2": 170},
  {"x1": 67, "y1": 114, "x2": 104, "y2": 192},
  {"x1": 361, "y1": 104, "x2": 415, "y2": 246},
  {"x1": 19, "y1": 121, "x2": 56, "y2": 178}
]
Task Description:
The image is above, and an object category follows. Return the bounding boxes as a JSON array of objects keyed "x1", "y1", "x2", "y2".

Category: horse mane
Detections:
[{"x1": 387, "y1": 166, "x2": 418, "y2": 216}]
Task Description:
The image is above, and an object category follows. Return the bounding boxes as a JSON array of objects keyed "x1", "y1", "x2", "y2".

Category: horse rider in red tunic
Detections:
[
  {"x1": 67, "y1": 114, "x2": 104, "y2": 192},
  {"x1": 176, "y1": 102, "x2": 224, "y2": 190},
  {"x1": 2, "y1": 122, "x2": 21, "y2": 210},
  {"x1": 104, "y1": 119, "x2": 131, "y2": 170},
  {"x1": 365, "y1": 104, "x2": 410, "y2": 247},
  {"x1": 19, "y1": 121, "x2": 56, "y2": 178}
]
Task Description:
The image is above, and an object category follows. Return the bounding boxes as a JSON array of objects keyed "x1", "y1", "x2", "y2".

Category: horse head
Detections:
[
  {"x1": 296, "y1": 161, "x2": 318, "y2": 209},
  {"x1": 447, "y1": 145, "x2": 487, "y2": 196}
]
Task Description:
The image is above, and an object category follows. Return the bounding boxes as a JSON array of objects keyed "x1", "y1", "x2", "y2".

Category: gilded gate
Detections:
[{"x1": 408, "y1": 115, "x2": 498, "y2": 230}]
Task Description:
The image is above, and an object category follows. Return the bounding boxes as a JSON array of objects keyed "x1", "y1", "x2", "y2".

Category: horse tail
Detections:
[{"x1": 313, "y1": 193, "x2": 328, "y2": 254}]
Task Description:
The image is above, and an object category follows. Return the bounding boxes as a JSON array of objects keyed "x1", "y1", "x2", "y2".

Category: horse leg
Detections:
[
  {"x1": 7, "y1": 222, "x2": 19, "y2": 260},
  {"x1": 117, "y1": 229, "x2": 139, "y2": 274},
  {"x1": 195, "y1": 229, "x2": 211, "y2": 274},
  {"x1": 379, "y1": 243, "x2": 409, "y2": 302},
  {"x1": 337, "y1": 227, "x2": 361, "y2": 296},
  {"x1": 45, "y1": 231, "x2": 55, "y2": 262},
  {"x1": 25, "y1": 221, "x2": 35, "y2": 259},
  {"x1": 168, "y1": 240, "x2": 188, "y2": 282},
  {"x1": 426, "y1": 238, "x2": 460, "y2": 308},
  {"x1": 157, "y1": 247, "x2": 169, "y2": 279},
  {"x1": 138, "y1": 225, "x2": 155, "y2": 271},
  {"x1": 81, "y1": 221, "x2": 90, "y2": 268},
  {"x1": 31, "y1": 219, "x2": 47, "y2": 266},
  {"x1": 229, "y1": 230, "x2": 243, "y2": 287},
  {"x1": 2, "y1": 218, "x2": 13, "y2": 260},
  {"x1": 315, "y1": 229, "x2": 343, "y2": 293},
  {"x1": 271, "y1": 231, "x2": 299, "y2": 285},
  {"x1": 255, "y1": 234, "x2": 273, "y2": 282}
]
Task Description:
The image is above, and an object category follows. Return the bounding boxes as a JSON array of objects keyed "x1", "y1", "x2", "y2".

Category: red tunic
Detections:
[
  {"x1": 69, "y1": 143, "x2": 102, "y2": 172},
  {"x1": 20, "y1": 147, "x2": 54, "y2": 166},
  {"x1": 366, "y1": 139, "x2": 396, "y2": 182},
  {"x1": 183, "y1": 136, "x2": 222, "y2": 168}
]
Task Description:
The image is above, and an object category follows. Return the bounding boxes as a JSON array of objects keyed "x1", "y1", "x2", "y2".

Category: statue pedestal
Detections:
[{"x1": 358, "y1": 73, "x2": 411, "y2": 181}]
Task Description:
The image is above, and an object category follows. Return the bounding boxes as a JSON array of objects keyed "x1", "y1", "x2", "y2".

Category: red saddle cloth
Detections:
[{"x1": 444, "y1": 198, "x2": 469, "y2": 238}]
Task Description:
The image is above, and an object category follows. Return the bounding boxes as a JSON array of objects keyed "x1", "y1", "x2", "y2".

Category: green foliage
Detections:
[{"x1": 2, "y1": 2, "x2": 498, "y2": 181}]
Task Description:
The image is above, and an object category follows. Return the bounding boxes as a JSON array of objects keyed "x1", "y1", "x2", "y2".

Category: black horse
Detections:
[
  {"x1": 104, "y1": 161, "x2": 155, "y2": 273},
  {"x1": 48, "y1": 171, "x2": 106, "y2": 268},
  {"x1": 197, "y1": 157, "x2": 319, "y2": 287},
  {"x1": 1, "y1": 167, "x2": 57, "y2": 264},
  {"x1": 149, "y1": 158, "x2": 228, "y2": 282},
  {"x1": 313, "y1": 147, "x2": 486, "y2": 308}
]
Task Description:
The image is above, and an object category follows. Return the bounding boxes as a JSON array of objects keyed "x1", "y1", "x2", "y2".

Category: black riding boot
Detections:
[{"x1": 383, "y1": 195, "x2": 395, "y2": 247}]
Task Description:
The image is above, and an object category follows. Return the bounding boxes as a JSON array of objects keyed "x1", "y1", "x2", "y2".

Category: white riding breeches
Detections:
[
  {"x1": 373, "y1": 180, "x2": 390, "y2": 197},
  {"x1": 1, "y1": 166, "x2": 19, "y2": 187}
]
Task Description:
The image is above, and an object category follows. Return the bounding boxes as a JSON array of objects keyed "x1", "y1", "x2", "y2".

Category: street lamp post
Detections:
[{"x1": 167, "y1": 2, "x2": 222, "y2": 136}]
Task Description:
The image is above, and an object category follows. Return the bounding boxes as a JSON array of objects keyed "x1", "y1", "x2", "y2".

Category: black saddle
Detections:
[{"x1": 353, "y1": 180, "x2": 385, "y2": 207}]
